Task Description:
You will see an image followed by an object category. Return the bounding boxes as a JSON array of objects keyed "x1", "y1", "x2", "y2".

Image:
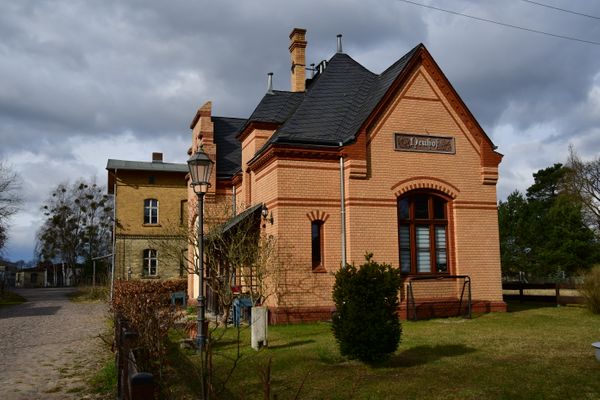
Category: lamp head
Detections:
[{"x1": 187, "y1": 149, "x2": 214, "y2": 193}]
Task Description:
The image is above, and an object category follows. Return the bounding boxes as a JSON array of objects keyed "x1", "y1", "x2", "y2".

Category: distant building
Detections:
[
  {"x1": 0, "y1": 264, "x2": 17, "y2": 288},
  {"x1": 14, "y1": 263, "x2": 79, "y2": 288},
  {"x1": 187, "y1": 28, "x2": 505, "y2": 323},
  {"x1": 106, "y1": 153, "x2": 188, "y2": 280}
]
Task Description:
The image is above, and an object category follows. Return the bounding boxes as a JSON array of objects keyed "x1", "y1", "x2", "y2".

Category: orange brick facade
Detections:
[{"x1": 187, "y1": 30, "x2": 506, "y2": 322}]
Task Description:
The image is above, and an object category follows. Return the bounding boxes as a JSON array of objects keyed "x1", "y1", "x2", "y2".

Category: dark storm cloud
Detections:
[
  {"x1": 0, "y1": 0, "x2": 427, "y2": 154},
  {"x1": 1, "y1": 0, "x2": 600, "y2": 260},
  {"x1": 424, "y1": 0, "x2": 600, "y2": 139}
]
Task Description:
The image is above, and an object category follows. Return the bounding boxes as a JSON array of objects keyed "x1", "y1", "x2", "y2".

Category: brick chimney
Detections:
[
  {"x1": 189, "y1": 101, "x2": 217, "y2": 192},
  {"x1": 289, "y1": 28, "x2": 307, "y2": 92},
  {"x1": 152, "y1": 152, "x2": 163, "y2": 163}
]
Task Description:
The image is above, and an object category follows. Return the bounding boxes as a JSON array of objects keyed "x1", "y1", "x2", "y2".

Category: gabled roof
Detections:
[
  {"x1": 246, "y1": 91, "x2": 304, "y2": 125},
  {"x1": 106, "y1": 159, "x2": 188, "y2": 173},
  {"x1": 270, "y1": 53, "x2": 374, "y2": 146},
  {"x1": 262, "y1": 45, "x2": 421, "y2": 148},
  {"x1": 241, "y1": 45, "x2": 423, "y2": 164},
  {"x1": 212, "y1": 116, "x2": 246, "y2": 179},
  {"x1": 224, "y1": 42, "x2": 499, "y2": 171}
]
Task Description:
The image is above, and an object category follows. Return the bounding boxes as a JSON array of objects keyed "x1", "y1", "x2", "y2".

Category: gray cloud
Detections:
[{"x1": 1, "y1": 0, "x2": 600, "y2": 260}]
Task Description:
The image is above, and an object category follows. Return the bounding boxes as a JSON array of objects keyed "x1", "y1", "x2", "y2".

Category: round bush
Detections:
[{"x1": 332, "y1": 253, "x2": 402, "y2": 362}]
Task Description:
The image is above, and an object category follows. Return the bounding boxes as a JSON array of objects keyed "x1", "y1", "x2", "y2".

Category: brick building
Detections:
[
  {"x1": 188, "y1": 28, "x2": 505, "y2": 322},
  {"x1": 107, "y1": 153, "x2": 188, "y2": 280}
]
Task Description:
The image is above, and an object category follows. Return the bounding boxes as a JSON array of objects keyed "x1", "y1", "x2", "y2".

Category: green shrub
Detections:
[
  {"x1": 332, "y1": 253, "x2": 402, "y2": 362},
  {"x1": 580, "y1": 265, "x2": 600, "y2": 314}
]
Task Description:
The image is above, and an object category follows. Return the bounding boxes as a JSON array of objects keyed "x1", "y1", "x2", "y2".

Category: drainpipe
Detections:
[
  {"x1": 339, "y1": 142, "x2": 347, "y2": 267},
  {"x1": 232, "y1": 185, "x2": 237, "y2": 216}
]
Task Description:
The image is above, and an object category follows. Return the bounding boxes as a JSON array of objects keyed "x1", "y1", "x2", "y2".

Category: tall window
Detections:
[
  {"x1": 398, "y1": 193, "x2": 448, "y2": 274},
  {"x1": 143, "y1": 249, "x2": 158, "y2": 276},
  {"x1": 311, "y1": 220, "x2": 324, "y2": 270},
  {"x1": 144, "y1": 199, "x2": 159, "y2": 224}
]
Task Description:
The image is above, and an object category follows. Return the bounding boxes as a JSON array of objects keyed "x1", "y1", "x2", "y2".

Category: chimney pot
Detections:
[
  {"x1": 152, "y1": 152, "x2": 163, "y2": 163},
  {"x1": 337, "y1": 34, "x2": 343, "y2": 53},
  {"x1": 267, "y1": 72, "x2": 274, "y2": 94}
]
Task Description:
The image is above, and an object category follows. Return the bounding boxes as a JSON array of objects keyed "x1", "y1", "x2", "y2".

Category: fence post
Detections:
[
  {"x1": 130, "y1": 372, "x2": 154, "y2": 400},
  {"x1": 519, "y1": 283, "x2": 524, "y2": 303},
  {"x1": 555, "y1": 282, "x2": 560, "y2": 307}
]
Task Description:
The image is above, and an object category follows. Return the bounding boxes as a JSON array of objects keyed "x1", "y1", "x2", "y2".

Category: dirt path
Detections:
[{"x1": 0, "y1": 288, "x2": 109, "y2": 399}]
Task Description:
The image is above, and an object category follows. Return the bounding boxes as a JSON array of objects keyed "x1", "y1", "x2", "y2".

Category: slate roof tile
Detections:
[
  {"x1": 247, "y1": 91, "x2": 304, "y2": 125},
  {"x1": 212, "y1": 116, "x2": 246, "y2": 179},
  {"x1": 267, "y1": 45, "x2": 422, "y2": 147}
]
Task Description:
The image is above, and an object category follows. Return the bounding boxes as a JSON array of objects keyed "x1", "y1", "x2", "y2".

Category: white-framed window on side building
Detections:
[
  {"x1": 143, "y1": 249, "x2": 158, "y2": 276},
  {"x1": 144, "y1": 198, "x2": 159, "y2": 224}
]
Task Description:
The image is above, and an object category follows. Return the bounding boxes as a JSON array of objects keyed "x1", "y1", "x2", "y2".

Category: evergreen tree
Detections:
[
  {"x1": 498, "y1": 163, "x2": 599, "y2": 279},
  {"x1": 332, "y1": 253, "x2": 402, "y2": 362}
]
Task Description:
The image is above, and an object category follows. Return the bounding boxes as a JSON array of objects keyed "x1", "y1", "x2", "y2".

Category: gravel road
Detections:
[{"x1": 0, "y1": 288, "x2": 109, "y2": 399}]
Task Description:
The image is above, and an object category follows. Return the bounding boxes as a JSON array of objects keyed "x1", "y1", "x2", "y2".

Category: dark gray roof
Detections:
[
  {"x1": 269, "y1": 46, "x2": 421, "y2": 147},
  {"x1": 212, "y1": 116, "x2": 246, "y2": 179},
  {"x1": 220, "y1": 203, "x2": 263, "y2": 234},
  {"x1": 106, "y1": 159, "x2": 188, "y2": 173},
  {"x1": 246, "y1": 91, "x2": 304, "y2": 125}
]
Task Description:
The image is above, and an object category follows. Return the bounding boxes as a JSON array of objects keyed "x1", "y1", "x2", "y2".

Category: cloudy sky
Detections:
[{"x1": 1, "y1": 0, "x2": 599, "y2": 261}]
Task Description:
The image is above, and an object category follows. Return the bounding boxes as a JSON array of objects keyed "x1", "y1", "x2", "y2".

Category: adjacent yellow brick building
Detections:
[
  {"x1": 107, "y1": 153, "x2": 188, "y2": 280},
  {"x1": 188, "y1": 28, "x2": 505, "y2": 323}
]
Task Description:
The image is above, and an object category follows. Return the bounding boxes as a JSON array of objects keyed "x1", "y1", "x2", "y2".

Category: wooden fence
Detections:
[
  {"x1": 502, "y1": 282, "x2": 584, "y2": 306},
  {"x1": 115, "y1": 317, "x2": 155, "y2": 400}
]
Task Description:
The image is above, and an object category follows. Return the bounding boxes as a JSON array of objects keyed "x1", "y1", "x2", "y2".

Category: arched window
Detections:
[
  {"x1": 143, "y1": 249, "x2": 158, "y2": 276},
  {"x1": 144, "y1": 199, "x2": 159, "y2": 224},
  {"x1": 398, "y1": 193, "x2": 449, "y2": 274}
]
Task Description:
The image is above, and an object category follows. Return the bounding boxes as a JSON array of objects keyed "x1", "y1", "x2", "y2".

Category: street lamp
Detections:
[{"x1": 187, "y1": 148, "x2": 214, "y2": 352}]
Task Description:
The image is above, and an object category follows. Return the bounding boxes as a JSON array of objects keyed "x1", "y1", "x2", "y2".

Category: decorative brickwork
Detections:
[{"x1": 188, "y1": 32, "x2": 505, "y2": 323}]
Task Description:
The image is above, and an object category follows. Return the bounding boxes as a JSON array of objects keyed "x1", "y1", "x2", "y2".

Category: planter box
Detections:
[{"x1": 593, "y1": 342, "x2": 600, "y2": 361}]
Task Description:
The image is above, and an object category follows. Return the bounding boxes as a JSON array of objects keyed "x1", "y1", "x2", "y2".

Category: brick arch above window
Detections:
[
  {"x1": 306, "y1": 210, "x2": 330, "y2": 222},
  {"x1": 391, "y1": 177, "x2": 459, "y2": 199}
]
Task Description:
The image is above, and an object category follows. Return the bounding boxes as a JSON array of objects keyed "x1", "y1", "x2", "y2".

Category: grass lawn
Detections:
[
  {"x1": 0, "y1": 290, "x2": 26, "y2": 306},
  {"x1": 167, "y1": 303, "x2": 600, "y2": 400}
]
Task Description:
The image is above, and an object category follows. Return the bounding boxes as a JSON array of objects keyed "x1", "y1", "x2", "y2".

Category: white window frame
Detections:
[
  {"x1": 143, "y1": 249, "x2": 158, "y2": 276},
  {"x1": 144, "y1": 199, "x2": 159, "y2": 224}
]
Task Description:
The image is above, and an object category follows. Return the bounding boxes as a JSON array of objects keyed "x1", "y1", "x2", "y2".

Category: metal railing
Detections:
[{"x1": 406, "y1": 275, "x2": 471, "y2": 320}]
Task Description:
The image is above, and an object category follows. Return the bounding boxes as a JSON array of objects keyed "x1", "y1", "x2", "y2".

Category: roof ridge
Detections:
[
  {"x1": 331, "y1": 52, "x2": 377, "y2": 77},
  {"x1": 212, "y1": 116, "x2": 247, "y2": 121},
  {"x1": 377, "y1": 43, "x2": 422, "y2": 77}
]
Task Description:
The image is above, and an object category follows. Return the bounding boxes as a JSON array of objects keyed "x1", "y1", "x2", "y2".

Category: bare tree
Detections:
[
  {"x1": 150, "y1": 199, "x2": 282, "y2": 324},
  {"x1": 0, "y1": 161, "x2": 22, "y2": 252},
  {"x1": 36, "y1": 179, "x2": 113, "y2": 272},
  {"x1": 565, "y1": 146, "x2": 600, "y2": 234}
]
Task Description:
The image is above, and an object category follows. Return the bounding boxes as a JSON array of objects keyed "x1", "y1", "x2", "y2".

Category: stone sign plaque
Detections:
[{"x1": 394, "y1": 133, "x2": 455, "y2": 154}]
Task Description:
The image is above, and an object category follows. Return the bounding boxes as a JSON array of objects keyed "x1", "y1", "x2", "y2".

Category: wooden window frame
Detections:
[{"x1": 398, "y1": 193, "x2": 450, "y2": 275}]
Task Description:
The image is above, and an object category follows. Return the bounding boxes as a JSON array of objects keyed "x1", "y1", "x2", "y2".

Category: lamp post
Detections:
[{"x1": 187, "y1": 149, "x2": 214, "y2": 352}]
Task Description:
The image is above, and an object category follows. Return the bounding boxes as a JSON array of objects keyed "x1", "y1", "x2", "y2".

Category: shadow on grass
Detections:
[
  {"x1": 377, "y1": 344, "x2": 476, "y2": 368},
  {"x1": 268, "y1": 339, "x2": 315, "y2": 350},
  {"x1": 505, "y1": 300, "x2": 557, "y2": 313}
]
